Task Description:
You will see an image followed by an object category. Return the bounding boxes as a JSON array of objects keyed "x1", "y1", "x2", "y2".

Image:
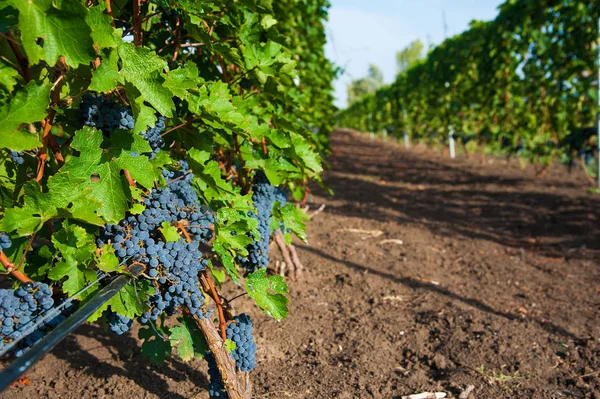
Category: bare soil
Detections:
[{"x1": 4, "y1": 129, "x2": 600, "y2": 399}]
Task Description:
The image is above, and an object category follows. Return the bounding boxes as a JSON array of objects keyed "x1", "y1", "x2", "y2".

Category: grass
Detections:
[{"x1": 475, "y1": 365, "x2": 524, "y2": 387}]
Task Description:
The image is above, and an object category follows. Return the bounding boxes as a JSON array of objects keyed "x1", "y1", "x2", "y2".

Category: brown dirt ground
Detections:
[{"x1": 3, "y1": 129, "x2": 600, "y2": 399}]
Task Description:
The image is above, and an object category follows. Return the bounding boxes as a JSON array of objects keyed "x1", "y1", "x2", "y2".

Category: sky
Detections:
[{"x1": 325, "y1": 0, "x2": 504, "y2": 108}]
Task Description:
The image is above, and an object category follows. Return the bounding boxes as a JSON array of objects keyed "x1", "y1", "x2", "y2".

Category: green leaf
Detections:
[
  {"x1": 139, "y1": 324, "x2": 172, "y2": 363},
  {"x1": 0, "y1": 172, "x2": 103, "y2": 235},
  {"x1": 245, "y1": 268, "x2": 289, "y2": 321},
  {"x1": 225, "y1": 339, "x2": 236, "y2": 353},
  {"x1": 260, "y1": 15, "x2": 277, "y2": 30},
  {"x1": 9, "y1": 0, "x2": 95, "y2": 67},
  {"x1": 89, "y1": 282, "x2": 148, "y2": 322},
  {"x1": 48, "y1": 222, "x2": 97, "y2": 298},
  {"x1": 96, "y1": 245, "x2": 123, "y2": 273},
  {"x1": 0, "y1": 4, "x2": 18, "y2": 32},
  {"x1": 160, "y1": 222, "x2": 180, "y2": 242},
  {"x1": 89, "y1": 49, "x2": 121, "y2": 92},
  {"x1": 0, "y1": 59, "x2": 19, "y2": 92},
  {"x1": 130, "y1": 203, "x2": 145, "y2": 215},
  {"x1": 118, "y1": 43, "x2": 174, "y2": 117},
  {"x1": 0, "y1": 81, "x2": 49, "y2": 150},
  {"x1": 86, "y1": 3, "x2": 120, "y2": 49},
  {"x1": 272, "y1": 203, "x2": 308, "y2": 244},
  {"x1": 61, "y1": 127, "x2": 159, "y2": 223},
  {"x1": 170, "y1": 322, "x2": 195, "y2": 361}
]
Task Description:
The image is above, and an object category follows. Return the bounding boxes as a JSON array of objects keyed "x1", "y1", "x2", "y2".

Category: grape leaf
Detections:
[
  {"x1": 8, "y1": 0, "x2": 95, "y2": 67},
  {"x1": 89, "y1": 282, "x2": 148, "y2": 322},
  {"x1": 0, "y1": 81, "x2": 48, "y2": 150},
  {"x1": 89, "y1": 48, "x2": 120, "y2": 92},
  {"x1": 61, "y1": 127, "x2": 158, "y2": 223},
  {"x1": 170, "y1": 320, "x2": 197, "y2": 361},
  {"x1": 96, "y1": 246, "x2": 124, "y2": 273},
  {"x1": 139, "y1": 324, "x2": 172, "y2": 363},
  {"x1": 225, "y1": 339, "x2": 236, "y2": 353},
  {"x1": 245, "y1": 268, "x2": 289, "y2": 321},
  {"x1": 0, "y1": 59, "x2": 19, "y2": 92},
  {"x1": 160, "y1": 222, "x2": 180, "y2": 242},
  {"x1": 0, "y1": 172, "x2": 103, "y2": 235},
  {"x1": 86, "y1": 3, "x2": 120, "y2": 49},
  {"x1": 271, "y1": 203, "x2": 308, "y2": 244},
  {"x1": 118, "y1": 43, "x2": 174, "y2": 117},
  {"x1": 48, "y1": 223, "x2": 97, "y2": 298}
]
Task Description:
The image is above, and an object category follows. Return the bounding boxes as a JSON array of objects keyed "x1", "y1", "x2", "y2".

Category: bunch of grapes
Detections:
[
  {"x1": 240, "y1": 174, "x2": 287, "y2": 272},
  {"x1": 142, "y1": 116, "x2": 166, "y2": 157},
  {"x1": 97, "y1": 162, "x2": 214, "y2": 330},
  {"x1": 1, "y1": 233, "x2": 11, "y2": 250},
  {"x1": 8, "y1": 151, "x2": 24, "y2": 165},
  {"x1": 105, "y1": 310, "x2": 133, "y2": 335},
  {"x1": 0, "y1": 281, "x2": 59, "y2": 357},
  {"x1": 79, "y1": 93, "x2": 135, "y2": 132},
  {"x1": 205, "y1": 352, "x2": 228, "y2": 398},
  {"x1": 226, "y1": 313, "x2": 257, "y2": 372}
]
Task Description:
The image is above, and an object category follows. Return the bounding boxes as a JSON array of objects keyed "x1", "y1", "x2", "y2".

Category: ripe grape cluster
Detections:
[
  {"x1": 97, "y1": 162, "x2": 214, "y2": 331},
  {"x1": 141, "y1": 116, "x2": 166, "y2": 157},
  {"x1": 240, "y1": 174, "x2": 287, "y2": 272},
  {"x1": 0, "y1": 281, "x2": 61, "y2": 357},
  {"x1": 1, "y1": 233, "x2": 11, "y2": 250},
  {"x1": 226, "y1": 313, "x2": 257, "y2": 372},
  {"x1": 8, "y1": 151, "x2": 24, "y2": 165},
  {"x1": 80, "y1": 93, "x2": 135, "y2": 132},
  {"x1": 105, "y1": 310, "x2": 133, "y2": 335},
  {"x1": 205, "y1": 352, "x2": 228, "y2": 398},
  {"x1": 0, "y1": 232, "x2": 80, "y2": 357}
]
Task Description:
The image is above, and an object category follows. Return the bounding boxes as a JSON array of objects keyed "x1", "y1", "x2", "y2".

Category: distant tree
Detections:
[
  {"x1": 396, "y1": 40, "x2": 424, "y2": 74},
  {"x1": 347, "y1": 64, "x2": 383, "y2": 104},
  {"x1": 367, "y1": 64, "x2": 383, "y2": 86}
]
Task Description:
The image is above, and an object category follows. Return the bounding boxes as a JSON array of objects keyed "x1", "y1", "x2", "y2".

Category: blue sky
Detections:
[{"x1": 325, "y1": 0, "x2": 504, "y2": 108}]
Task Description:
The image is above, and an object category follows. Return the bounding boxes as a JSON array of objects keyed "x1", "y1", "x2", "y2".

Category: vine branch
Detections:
[
  {"x1": 193, "y1": 316, "x2": 251, "y2": 399},
  {"x1": 0, "y1": 251, "x2": 33, "y2": 284},
  {"x1": 200, "y1": 271, "x2": 228, "y2": 340}
]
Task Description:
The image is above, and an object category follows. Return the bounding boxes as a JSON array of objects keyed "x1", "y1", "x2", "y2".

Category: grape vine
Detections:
[
  {"x1": 337, "y1": 0, "x2": 599, "y2": 172},
  {"x1": 0, "y1": 0, "x2": 335, "y2": 397}
]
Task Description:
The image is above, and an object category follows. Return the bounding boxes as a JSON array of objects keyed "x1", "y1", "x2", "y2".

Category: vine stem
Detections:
[
  {"x1": 0, "y1": 252, "x2": 33, "y2": 284},
  {"x1": 200, "y1": 271, "x2": 228, "y2": 340},
  {"x1": 261, "y1": 138, "x2": 267, "y2": 155},
  {"x1": 133, "y1": 0, "x2": 142, "y2": 47},
  {"x1": 35, "y1": 62, "x2": 67, "y2": 182},
  {"x1": 123, "y1": 169, "x2": 136, "y2": 187},
  {"x1": 5, "y1": 32, "x2": 30, "y2": 82},
  {"x1": 192, "y1": 315, "x2": 251, "y2": 399},
  {"x1": 105, "y1": 0, "x2": 113, "y2": 18}
]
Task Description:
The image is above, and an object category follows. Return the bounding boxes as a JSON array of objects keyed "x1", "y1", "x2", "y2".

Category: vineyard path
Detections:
[{"x1": 6, "y1": 129, "x2": 600, "y2": 399}]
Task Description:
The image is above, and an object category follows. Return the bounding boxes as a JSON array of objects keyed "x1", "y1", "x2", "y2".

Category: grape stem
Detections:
[
  {"x1": 0, "y1": 251, "x2": 33, "y2": 283},
  {"x1": 160, "y1": 118, "x2": 197, "y2": 137},
  {"x1": 35, "y1": 59, "x2": 67, "y2": 182},
  {"x1": 123, "y1": 169, "x2": 136, "y2": 187}
]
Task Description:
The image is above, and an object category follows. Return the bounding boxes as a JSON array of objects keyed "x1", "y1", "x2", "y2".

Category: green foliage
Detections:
[
  {"x1": 396, "y1": 40, "x2": 424, "y2": 74},
  {"x1": 347, "y1": 64, "x2": 384, "y2": 105},
  {"x1": 245, "y1": 268, "x2": 289, "y2": 321},
  {"x1": 338, "y1": 0, "x2": 600, "y2": 168},
  {"x1": 0, "y1": 0, "x2": 334, "y2": 377}
]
